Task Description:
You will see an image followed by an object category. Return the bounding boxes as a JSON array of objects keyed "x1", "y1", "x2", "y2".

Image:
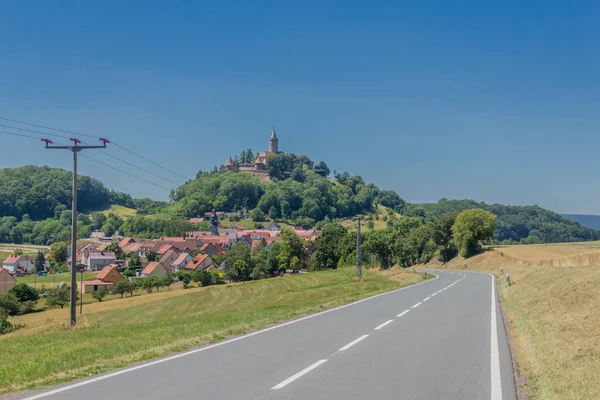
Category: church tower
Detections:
[{"x1": 269, "y1": 126, "x2": 279, "y2": 154}]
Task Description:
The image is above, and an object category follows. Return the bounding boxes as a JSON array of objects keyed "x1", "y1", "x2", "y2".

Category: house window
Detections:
[{"x1": 93, "y1": 285, "x2": 98, "y2": 291}]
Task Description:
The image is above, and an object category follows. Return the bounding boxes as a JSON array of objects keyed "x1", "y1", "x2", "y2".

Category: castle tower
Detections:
[{"x1": 269, "y1": 126, "x2": 278, "y2": 154}]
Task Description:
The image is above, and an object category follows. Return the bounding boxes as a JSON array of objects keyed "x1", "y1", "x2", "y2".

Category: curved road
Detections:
[{"x1": 21, "y1": 270, "x2": 517, "y2": 400}]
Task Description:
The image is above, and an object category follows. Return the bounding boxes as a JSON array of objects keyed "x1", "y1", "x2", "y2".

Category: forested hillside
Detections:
[
  {"x1": 0, "y1": 166, "x2": 168, "y2": 245},
  {"x1": 402, "y1": 199, "x2": 599, "y2": 244},
  {"x1": 0, "y1": 165, "x2": 598, "y2": 246}
]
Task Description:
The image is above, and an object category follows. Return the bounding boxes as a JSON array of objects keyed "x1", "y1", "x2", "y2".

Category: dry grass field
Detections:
[{"x1": 432, "y1": 242, "x2": 600, "y2": 400}]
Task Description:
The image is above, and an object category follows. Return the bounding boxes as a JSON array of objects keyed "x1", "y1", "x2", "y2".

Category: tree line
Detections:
[{"x1": 311, "y1": 208, "x2": 497, "y2": 270}]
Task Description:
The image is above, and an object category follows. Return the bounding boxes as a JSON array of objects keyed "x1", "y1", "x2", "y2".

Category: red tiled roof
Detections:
[
  {"x1": 226, "y1": 156, "x2": 233, "y2": 166},
  {"x1": 122, "y1": 243, "x2": 142, "y2": 253},
  {"x1": 118, "y1": 237, "x2": 136, "y2": 248},
  {"x1": 2, "y1": 255, "x2": 22, "y2": 265},
  {"x1": 157, "y1": 244, "x2": 174, "y2": 255},
  {"x1": 184, "y1": 254, "x2": 212, "y2": 270},
  {"x1": 199, "y1": 236, "x2": 230, "y2": 245},
  {"x1": 173, "y1": 253, "x2": 190, "y2": 266},
  {"x1": 158, "y1": 237, "x2": 189, "y2": 242},
  {"x1": 189, "y1": 218, "x2": 204, "y2": 224},
  {"x1": 96, "y1": 264, "x2": 121, "y2": 281},
  {"x1": 141, "y1": 261, "x2": 165, "y2": 275},
  {"x1": 87, "y1": 251, "x2": 116, "y2": 260}
]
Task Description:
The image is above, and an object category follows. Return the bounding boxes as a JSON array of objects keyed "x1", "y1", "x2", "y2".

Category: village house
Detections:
[
  {"x1": 2, "y1": 255, "x2": 26, "y2": 274},
  {"x1": 184, "y1": 254, "x2": 215, "y2": 271},
  {"x1": 118, "y1": 237, "x2": 136, "y2": 248},
  {"x1": 267, "y1": 222, "x2": 281, "y2": 231},
  {"x1": 171, "y1": 253, "x2": 192, "y2": 272},
  {"x1": 156, "y1": 244, "x2": 175, "y2": 255},
  {"x1": 81, "y1": 264, "x2": 123, "y2": 293},
  {"x1": 159, "y1": 249, "x2": 180, "y2": 270},
  {"x1": 141, "y1": 262, "x2": 169, "y2": 278},
  {"x1": 199, "y1": 243, "x2": 220, "y2": 256},
  {"x1": 0, "y1": 267, "x2": 16, "y2": 293},
  {"x1": 82, "y1": 251, "x2": 116, "y2": 271}
]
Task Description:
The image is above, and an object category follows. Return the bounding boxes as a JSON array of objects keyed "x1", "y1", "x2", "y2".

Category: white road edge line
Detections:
[
  {"x1": 412, "y1": 302, "x2": 422, "y2": 308},
  {"x1": 423, "y1": 296, "x2": 431, "y2": 301},
  {"x1": 374, "y1": 319, "x2": 394, "y2": 330},
  {"x1": 339, "y1": 334, "x2": 369, "y2": 351},
  {"x1": 23, "y1": 273, "x2": 440, "y2": 400},
  {"x1": 397, "y1": 310, "x2": 410, "y2": 317},
  {"x1": 271, "y1": 359, "x2": 328, "y2": 390},
  {"x1": 491, "y1": 274, "x2": 503, "y2": 400}
]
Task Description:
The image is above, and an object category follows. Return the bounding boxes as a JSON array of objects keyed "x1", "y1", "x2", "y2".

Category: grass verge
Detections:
[{"x1": 0, "y1": 267, "x2": 424, "y2": 394}]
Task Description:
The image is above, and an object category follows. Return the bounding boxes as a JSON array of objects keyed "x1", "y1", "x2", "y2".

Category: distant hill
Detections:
[{"x1": 561, "y1": 214, "x2": 600, "y2": 230}]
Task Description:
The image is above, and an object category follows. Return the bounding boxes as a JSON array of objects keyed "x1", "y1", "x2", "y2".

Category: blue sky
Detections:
[{"x1": 1, "y1": 1, "x2": 599, "y2": 213}]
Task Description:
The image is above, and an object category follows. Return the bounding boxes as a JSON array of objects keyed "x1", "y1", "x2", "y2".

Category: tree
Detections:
[
  {"x1": 91, "y1": 286, "x2": 109, "y2": 302},
  {"x1": 452, "y1": 209, "x2": 497, "y2": 257},
  {"x1": 367, "y1": 220, "x2": 375, "y2": 230},
  {"x1": 312, "y1": 223, "x2": 347, "y2": 270},
  {"x1": 142, "y1": 277, "x2": 159, "y2": 293},
  {"x1": 268, "y1": 205, "x2": 280, "y2": 220},
  {"x1": 49, "y1": 242, "x2": 68, "y2": 265},
  {"x1": 224, "y1": 260, "x2": 251, "y2": 282},
  {"x1": 313, "y1": 161, "x2": 330, "y2": 177},
  {"x1": 277, "y1": 228, "x2": 307, "y2": 271},
  {"x1": 111, "y1": 279, "x2": 133, "y2": 299},
  {"x1": 162, "y1": 272, "x2": 175, "y2": 289},
  {"x1": 10, "y1": 283, "x2": 39, "y2": 303},
  {"x1": 363, "y1": 229, "x2": 393, "y2": 269},
  {"x1": 13, "y1": 248, "x2": 23, "y2": 256},
  {"x1": 176, "y1": 270, "x2": 193, "y2": 285},
  {"x1": 196, "y1": 270, "x2": 212, "y2": 286},
  {"x1": 46, "y1": 286, "x2": 70, "y2": 309},
  {"x1": 0, "y1": 293, "x2": 20, "y2": 315},
  {"x1": 0, "y1": 308, "x2": 15, "y2": 334},
  {"x1": 107, "y1": 241, "x2": 124, "y2": 260},
  {"x1": 34, "y1": 250, "x2": 46, "y2": 272},
  {"x1": 251, "y1": 208, "x2": 266, "y2": 222},
  {"x1": 145, "y1": 251, "x2": 158, "y2": 262},
  {"x1": 432, "y1": 213, "x2": 457, "y2": 261}
]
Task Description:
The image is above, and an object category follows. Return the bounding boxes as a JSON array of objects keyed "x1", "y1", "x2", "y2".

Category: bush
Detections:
[
  {"x1": 10, "y1": 283, "x2": 39, "y2": 303},
  {"x1": 0, "y1": 293, "x2": 20, "y2": 316},
  {"x1": 19, "y1": 300, "x2": 36, "y2": 314},
  {"x1": 46, "y1": 286, "x2": 70, "y2": 309},
  {"x1": 92, "y1": 286, "x2": 109, "y2": 302},
  {"x1": 0, "y1": 308, "x2": 15, "y2": 335}
]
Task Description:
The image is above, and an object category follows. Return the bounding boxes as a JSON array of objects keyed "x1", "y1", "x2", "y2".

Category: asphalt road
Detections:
[{"x1": 20, "y1": 270, "x2": 517, "y2": 400}]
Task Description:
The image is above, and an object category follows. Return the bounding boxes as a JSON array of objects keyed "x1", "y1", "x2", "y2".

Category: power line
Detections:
[
  {"x1": 98, "y1": 150, "x2": 181, "y2": 185},
  {"x1": 0, "y1": 123, "x2": 73, "y2": 139},
  {"x1": 0, "y1": 116, "x2": 98, "y2": 139},
  {"x1": 0, "y1": 131, "x2": 174, "y2": 192},
  {"x1": 79, "y1": 153, "x2": 173, "y2": 191},
  {"x1": 48, "y1": 139, "x2": 173, "y2": 191},
  {"x1": 0, "y1": 123, "x2": 183, "y2": 185},
  {"x1": 109, "y1": 142, "x2": 191, "y2": 181},
  {"x1": 0, "y1": 116, "x2": 193, "y2": 181},
  {"x1": 0, "y1": 129, "x2": 41, "y2": 140}
]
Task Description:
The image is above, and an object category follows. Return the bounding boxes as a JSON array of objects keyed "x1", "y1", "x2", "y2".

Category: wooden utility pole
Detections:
[
  {"x1": 43, "y1": 137, "x2": 108, "y2": 326},
  {"x1": 356, "y1": 218, "x2": 362, "y2": 278}
]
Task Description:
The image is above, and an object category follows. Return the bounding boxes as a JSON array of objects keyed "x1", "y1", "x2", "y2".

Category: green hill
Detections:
[{"x1": 0, "y1": 165, "x2": 598, "y2": 246}]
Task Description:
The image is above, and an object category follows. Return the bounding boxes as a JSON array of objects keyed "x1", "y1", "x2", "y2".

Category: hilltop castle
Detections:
[{"x1": 225, "y1": 127, "x2": 279, "y2": 172}]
